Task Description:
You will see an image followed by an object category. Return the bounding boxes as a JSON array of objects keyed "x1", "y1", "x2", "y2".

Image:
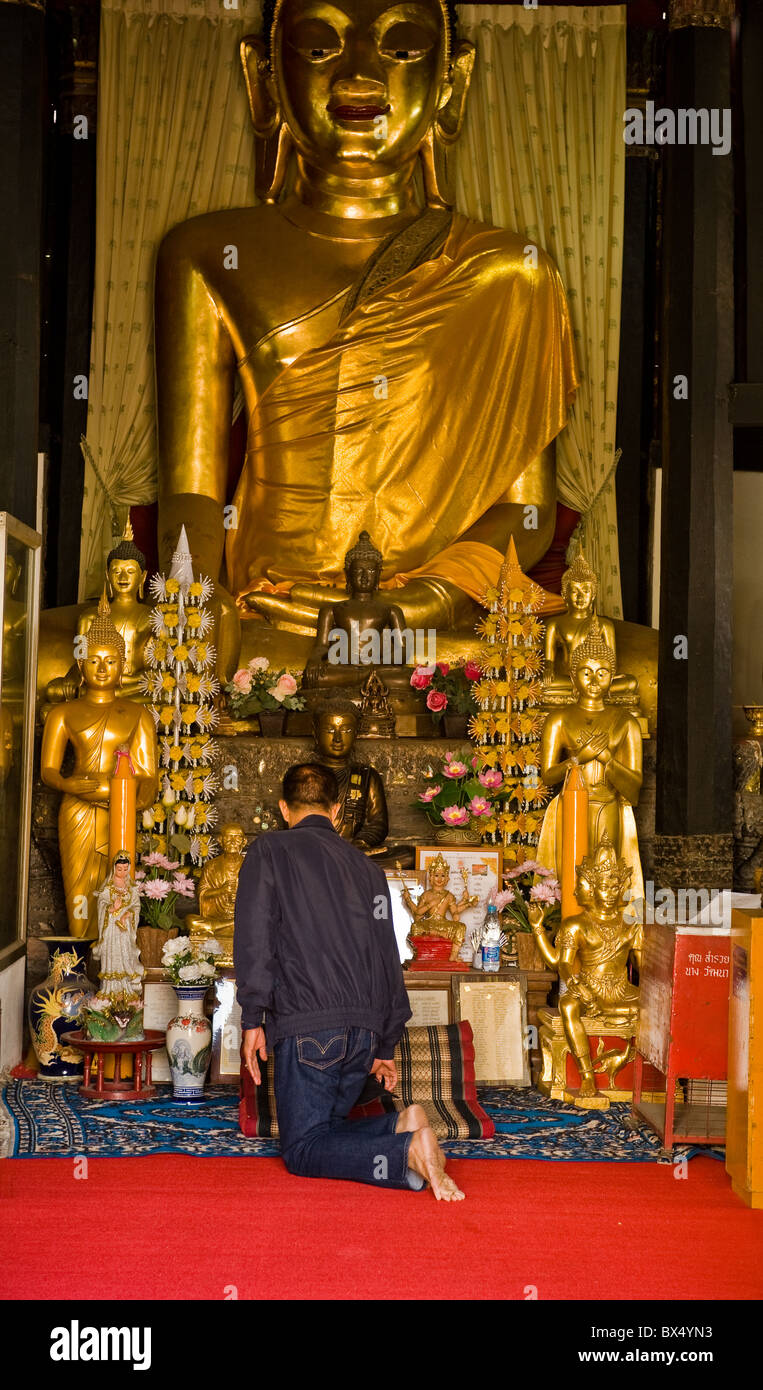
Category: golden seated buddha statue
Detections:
[
  {"x1": 543, "y1": 549, "x2": 640, "y2": 708},
  {"x1": 186, "y1": 823, "x2": 247, "y2": 969}
]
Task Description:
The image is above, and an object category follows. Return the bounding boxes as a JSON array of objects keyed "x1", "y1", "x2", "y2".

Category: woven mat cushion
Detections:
[{"x1": 239, "y1": 1021, "x2": 495, "y2": 1141}]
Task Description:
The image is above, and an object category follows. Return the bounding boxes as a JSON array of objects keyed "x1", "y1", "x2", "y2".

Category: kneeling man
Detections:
[{"x1": 234, "y1": 762, "x2": 464, "y2": 1201}]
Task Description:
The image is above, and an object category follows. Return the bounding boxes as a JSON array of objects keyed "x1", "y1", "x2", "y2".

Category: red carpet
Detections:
[{"x1": 1, "y1": 1156, "x2": 761, "y2": 1301}]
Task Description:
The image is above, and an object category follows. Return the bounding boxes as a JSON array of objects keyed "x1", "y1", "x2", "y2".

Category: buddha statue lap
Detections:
[
  {"x1": 537, "y1": 618, "x2": 644, "y2": 907},
  {"x1": 154, "y1": 0, "x2": 579, "y2": 656},
  {"x1": 186, "y1": 822, "x2": 247, "y2": 969},
  {"x1": 40, "y1": 595, "x2": 159, "y2": 938}
]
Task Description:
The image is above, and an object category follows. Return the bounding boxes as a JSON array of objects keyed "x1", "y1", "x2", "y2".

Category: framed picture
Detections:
[
  {"x1": 405, "y1": 980, "x2": 453, "y2": 1027},
  {"x1": 414, "y1": 845, "x2": 503, "y2": 954},
  {"x1": 210, "y1": 973, "x2": 243, "y2": 1084},
  {"x1": 384, "y1": 869, "x2": 418, "y2": 964},
  {"x1": 456, "y1": 976, "x2": 529, "y2": 1086},
  {"x1": 141, "y1": 978, "x2": 179, "y2": 1083},
  {"x1": 0, "y1": 512, "x2": 42, "y2": 967}
]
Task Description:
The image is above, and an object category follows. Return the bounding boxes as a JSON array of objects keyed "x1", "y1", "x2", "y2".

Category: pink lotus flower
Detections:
[
  {"x1": 142, "y1": 878, "x2": 171, "y2": 900},
  {"x1": 469, "y1": 796, "x2": 492, "y2": 818},
  {"x1": 441, "y1": 805, "x2": 470, "y2": 826},
  {"x1": 231, "y1": 668, "x2": 252, "y2": 694},
  {"x1": 442, "y1": 755, "x2": 468, "y2": 778},
  {"x1": 464, "y1": 660, "x2": 481, "y2": 681},
  {"x1": 479, "y1": 768, "x2": 504, "y2": 790},
  {"x1": 410, "y1": 665, "x2": 435, "y2": 691},
  {"x1": 426, "y1": 690, "x2": 448, "y2": 713},
  {"x1": 417, "y1": 785, "x2": 442, "y2": 803},
  {"x1": 437, "y1": 662, "x2": 450, "y2": 676}
]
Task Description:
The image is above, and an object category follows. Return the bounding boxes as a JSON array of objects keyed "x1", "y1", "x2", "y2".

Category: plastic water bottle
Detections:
[{"x1": 482, "y1": 904, "x2": 501, "y2": 973}]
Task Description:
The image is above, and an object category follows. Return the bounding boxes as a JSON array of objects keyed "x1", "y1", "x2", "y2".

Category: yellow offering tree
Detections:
[
  {"x1": 139, "y1": 527, "x2": 220, "y2": 866},
  {"x1": 470, "y1": 539, "x2": 551, "y2": 865}
]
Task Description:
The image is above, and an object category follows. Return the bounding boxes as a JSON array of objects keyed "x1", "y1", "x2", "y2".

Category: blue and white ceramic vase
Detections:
[
  {"x1": 28, "y1": 937, "x2": 93, "y2": 1079},
  {"x1": 166, "y1": 985, "x2": 212, "y2": 1102}
]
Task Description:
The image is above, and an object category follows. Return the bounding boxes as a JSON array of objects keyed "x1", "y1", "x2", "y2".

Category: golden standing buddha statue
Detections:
[
  {"x1": 45, "y1": 523, "x2": 152, "y2": 706},
  {"x1": 40, "y1": 595, "x2": 159, "y2": 939},
  {"x1": 530, "y1": 835, "x2": 641, "y2": 1108},
  {"x1": 537, "y1": 619, "x2": 644, "y2": 905},
  {"x1": 186, "y1": 822, "x2": 247, "y2": 968},
  {"x1": 155, "y1": 0, "x2": 578, "y2": 639},
  {"x1": 543, "y1": 549, "x2": 639, "y2": 705}
]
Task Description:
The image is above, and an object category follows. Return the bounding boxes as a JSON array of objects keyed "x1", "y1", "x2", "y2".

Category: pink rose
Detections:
[
  {"x1": 231, "y1": 668, "x2": 252, "y2": 694},
  {"x1": 276, "y1": 672, "x2": 298, "y2": 696},
  {"x1": 441, "y1": 805, "x2": 469, "y2": 826},
  {"x1": 469, "y1": 796, "x2": 492, "y2": 818},
  {"x1": 437, "y1": 662, "x2": 450, "y2": 677},
  {"x1": 464, "y1": 661, "x2": 481, "y2": 681},
  {"x1": 248, "y1": 656, "x2": 269, "y2": 673},
  {"x1": 426, "y1": 690, "x2": 448, "y2": 713},
  {"x1": 410, "y1": 665, "x2": 435, "y2": 691}
]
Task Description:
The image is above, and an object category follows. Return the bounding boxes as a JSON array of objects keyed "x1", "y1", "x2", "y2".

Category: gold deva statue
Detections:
[
  {"x1": 543, "y1": 548, "x2": 639, "y2": 705},
  {"x1": 155, "y1": 0, "x2": 578, "y2": 638},
  {"x1": 313, "y1": 699, "x2": 389, "y2": 851},
  {"x1": 537, "y1": 618, "x2": 644, "y2": 905},
  {"x1": 45, "y1": 523, "x2": 152, "y2": 706},
  {"x1": 40, "y1": 594, "x2": 158, "y2": 938},
  {"x1": 400, "y1": 852, "x2": 477, "y2": 962},
  {"x1": 186, "y1": 822, "x2": 247, "y2": 967},
  {"x1": 358, "y1": 668, "x2": 395, "y2": 738},
  {"x1": 530, "y1": 835, "x2": 641, "y2": 1108}
]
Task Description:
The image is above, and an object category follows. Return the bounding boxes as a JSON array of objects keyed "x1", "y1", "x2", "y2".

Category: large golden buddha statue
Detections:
[{"x1": 155, "y1": 0, "x2": 578, "y2": 638}]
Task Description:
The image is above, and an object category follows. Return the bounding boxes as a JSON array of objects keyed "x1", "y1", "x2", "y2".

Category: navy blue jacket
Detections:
[{"x1": 233, "y1": 815, "x2": 411, "y2": 1057}]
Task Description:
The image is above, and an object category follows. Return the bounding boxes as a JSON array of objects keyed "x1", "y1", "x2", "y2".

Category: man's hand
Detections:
[
  {"x1": 371, "y1": 1057, "x2": 398, "y2": 1092},
  {"x1": 242, "y1": 1026, "x2": 268, "y2": 1085}
]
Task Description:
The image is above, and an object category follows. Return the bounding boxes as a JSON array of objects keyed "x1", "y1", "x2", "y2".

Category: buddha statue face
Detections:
[
  {"x1": 274, "y1": 0, "x2": 448, "y2": 177},
  {"x1": 314, "y1": 710, "x2": 358, "y2": 760},
  {"x1": 565, "y1": 580, "x2": 595, "y2": 617},
  {"x1": 107, "y1": 556, "x2": 146, "y2": 602},
  {"x1": 220, "y1": 825, "x2": 246, "y2": 856},
  {"x1": 571, "y1": 656, "x2": 613, "y2": 703},
  {"x1": 347, "y1": 554, "x2": 381, "y2": 595},
  {"x1": 78, "y1": 641, "x2": 124, "y2": 693}
]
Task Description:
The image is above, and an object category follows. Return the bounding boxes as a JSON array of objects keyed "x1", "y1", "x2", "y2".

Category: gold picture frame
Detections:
[{"x1": 0, "y1": 512, "x2": 42, "y2": 967}]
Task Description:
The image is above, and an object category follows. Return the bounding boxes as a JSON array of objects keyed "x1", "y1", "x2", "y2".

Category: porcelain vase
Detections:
[
  {"x1": 28, "y1": 937, "x2": 93, "y2": 1079},
  {"x1": 166, "y1": 985, "x2": 212, "y2": 1102}
]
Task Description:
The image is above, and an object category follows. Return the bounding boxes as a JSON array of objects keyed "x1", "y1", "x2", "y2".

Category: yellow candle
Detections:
[{"x1": 561, "y1": 761, "x2": 588, "y2": 918}]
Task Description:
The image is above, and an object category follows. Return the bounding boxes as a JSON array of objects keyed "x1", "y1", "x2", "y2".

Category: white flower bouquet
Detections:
[{"x1": 161, "y1": 933, "x2": 223, "y2": 987}]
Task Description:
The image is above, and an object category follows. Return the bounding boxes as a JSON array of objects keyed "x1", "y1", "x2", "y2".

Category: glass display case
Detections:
[{"x1": 0, "y1": 513, "x2": 41, "y2": 965}]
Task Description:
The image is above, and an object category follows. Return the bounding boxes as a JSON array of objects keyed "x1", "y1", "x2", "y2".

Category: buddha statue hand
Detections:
[
  {"x1": 575, "y1": 728, "x2": 611, "y2": 763},
  {"x1": 528, "y1": 902, "x2": 546, "y2": 931},
  {"x1": 246, "y1": 578, "x2": 475, "y2": 634}
]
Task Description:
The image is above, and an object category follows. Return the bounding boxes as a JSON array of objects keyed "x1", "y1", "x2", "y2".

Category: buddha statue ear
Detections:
[
  {"x1": 241, "y1": 35, "x2": 293, "y2": 204},
  {"x1": 421, "y1": 42, "x2": 475, "y2": 209},
  {"x1": 138, "y1": 570, "x2": 147, "y2": 602}
]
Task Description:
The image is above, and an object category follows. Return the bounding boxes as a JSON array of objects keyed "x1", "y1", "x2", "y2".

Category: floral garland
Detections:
[
  {"x1": 469, "y1": 540, "x2": 551, "y2": 863},
  {"x1": 139, "y1": 564, "x2": 220, "y2": 866}
]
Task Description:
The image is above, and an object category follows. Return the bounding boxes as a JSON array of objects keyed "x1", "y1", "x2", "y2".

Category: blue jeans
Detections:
[{"x1": 273, "y1": 1027, "x2": 425, "y2": 1191}]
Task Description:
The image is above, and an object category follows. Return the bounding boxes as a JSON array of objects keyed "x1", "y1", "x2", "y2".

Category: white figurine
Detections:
[{"x1": 92, "y1": 851, "x2": 143, "y2": 1003}]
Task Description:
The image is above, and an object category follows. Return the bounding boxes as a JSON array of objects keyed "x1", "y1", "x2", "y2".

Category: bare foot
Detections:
[
  {"x1": 395, "y1": 1103, "x2": 429, "y2": 1135},
  {"x1": 408, "y1": 1126, "x2": 465, "y2": 1202}
]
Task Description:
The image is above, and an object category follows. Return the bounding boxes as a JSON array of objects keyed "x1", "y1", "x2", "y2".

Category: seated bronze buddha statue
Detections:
[{"x1": 312, "y1": 698, "x2": 412, "y2": 865}]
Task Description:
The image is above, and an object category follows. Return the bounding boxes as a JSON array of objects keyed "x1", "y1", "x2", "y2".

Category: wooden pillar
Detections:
[
  {"x1": 654, "y1": 0, "x2": 736, "y2": 892},
  {"x1": 0, "y1": 0, "x2": 46, "y2": 530}
]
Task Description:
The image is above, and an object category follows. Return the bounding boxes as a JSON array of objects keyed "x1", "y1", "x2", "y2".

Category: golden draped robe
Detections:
[{"x1": 226, "y1": 211, "x2": 579, "y2": 603}]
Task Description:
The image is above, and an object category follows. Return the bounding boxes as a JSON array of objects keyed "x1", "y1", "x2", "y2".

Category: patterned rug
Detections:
[{"x1": 1, "y1": 1077, "x2": 723, "y2": 1163}]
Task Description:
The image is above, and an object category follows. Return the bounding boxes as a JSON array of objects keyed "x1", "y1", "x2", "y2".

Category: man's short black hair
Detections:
[{"x1": 282, "y1": 762, "x2": 339, "y2": 811}]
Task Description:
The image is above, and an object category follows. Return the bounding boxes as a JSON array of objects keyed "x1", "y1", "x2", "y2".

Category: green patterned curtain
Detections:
[{"x1": 455, "y1": 5, "x2": 627, "y2": 617}]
